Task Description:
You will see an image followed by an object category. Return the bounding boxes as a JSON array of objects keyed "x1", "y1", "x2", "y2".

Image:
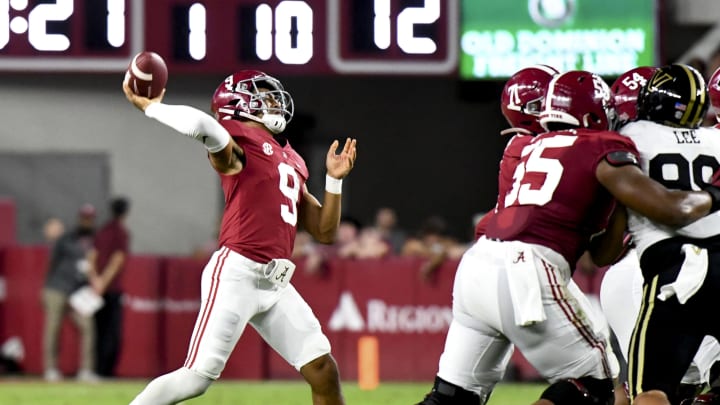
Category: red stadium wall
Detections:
[
  {"x1": 0, "y1": 245, "x2": 606, "y2": 381},
  {"x1": 0, "y1": 198, "x2": 16, "y2": 247}
]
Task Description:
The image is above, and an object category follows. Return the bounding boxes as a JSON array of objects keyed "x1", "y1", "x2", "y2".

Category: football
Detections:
[{"x1": 125, "y1": 51, "x2": 168, "y2": 98}]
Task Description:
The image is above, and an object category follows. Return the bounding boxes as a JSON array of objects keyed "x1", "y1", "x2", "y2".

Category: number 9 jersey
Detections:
[
  {"x1": 620, "y1": 120, "x2": 720, "y2": 257},
  {"x1": 216, "y1": 120, "x2": 309, "y2": 263}
]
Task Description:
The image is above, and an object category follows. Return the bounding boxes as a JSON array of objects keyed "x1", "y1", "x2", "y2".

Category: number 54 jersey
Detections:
[
  {"x1": 484, "y1": 129, "x2": 639, "y2": 269},
  {"x1": 217, "y1": 120, "x2": 309, "y2": 264},
  {"x1": 620, "y1": 120, "x2": 720, "y2": 257}
]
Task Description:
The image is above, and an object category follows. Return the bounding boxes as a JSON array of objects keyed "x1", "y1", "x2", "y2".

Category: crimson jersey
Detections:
[
  {"x1": 484, "y1": 129, "x2": 639, "y2": 267},
  {"x1": 217, "y1": 120, "x2": 309, "y2": 263},
  {"x1": 475, "y1": 134, "x2": 533, "y2": 238}
]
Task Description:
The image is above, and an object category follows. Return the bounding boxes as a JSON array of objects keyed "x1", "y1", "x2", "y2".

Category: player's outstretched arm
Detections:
[
  {"x1": 299, "y1": 138, "x2": 357, "y2": 244},
  {"x1": 121, "y1": 79, "x2": 243, "y2": 175},
  {"x1": 596, "y1": 160, "x2": 713, "y2": 227}
]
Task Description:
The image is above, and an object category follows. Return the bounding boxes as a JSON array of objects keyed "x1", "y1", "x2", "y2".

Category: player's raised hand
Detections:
[
  {"x1": 326, "y1": 138, "x2": 357, "y2": 179},
  {"x1": 122, "y1": 75, "x2": 165, "y2": 112}
]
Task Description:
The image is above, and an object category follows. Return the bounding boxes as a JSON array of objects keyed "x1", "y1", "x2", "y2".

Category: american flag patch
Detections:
[{"x1": 675, "y1": 102, "x2": 687, "y2": 111}]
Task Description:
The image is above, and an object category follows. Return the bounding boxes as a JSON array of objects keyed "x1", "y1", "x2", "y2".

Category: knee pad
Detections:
[
  {"x1": 416, "y1": 376, "x2": 485, "y2": 405},
  {"x1": 540, "y1": 377, "x2": 614, "y2": 405}
]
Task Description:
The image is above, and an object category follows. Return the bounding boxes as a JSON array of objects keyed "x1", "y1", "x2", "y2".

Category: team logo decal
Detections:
[{"x1": 262, "y1": 142, "x2": 273, "y2": 155}]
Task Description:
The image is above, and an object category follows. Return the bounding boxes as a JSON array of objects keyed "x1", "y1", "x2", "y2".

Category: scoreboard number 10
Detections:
[
  {"x1": 180, "y1": 0, "x2": 444, "y2": 65},
  {"x1": 183, "y1": 0, "x2": 314, "y2": 64}
]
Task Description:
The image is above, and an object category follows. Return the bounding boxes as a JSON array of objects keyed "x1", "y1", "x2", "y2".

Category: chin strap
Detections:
[
  {"x1": 237, "y1": 111, "x2": 287, "y2": 134},
  {"x1": 261, "y1": 113, "x2": 287, "y2": 134}
]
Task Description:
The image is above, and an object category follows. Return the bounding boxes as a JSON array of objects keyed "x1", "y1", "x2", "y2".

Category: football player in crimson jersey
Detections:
[
  {"x1": 476, "y1": 65, "x2": 627, "y2": 405},
  {"x1": 600, "y1": 66, "x2": 720, "y2": 405},
  {"x1": 474, "y1": 64, "x2": 559, "y2": 238},
  {"x1": 417, "y1": 70, "x2": 720, "y2": 405},
  {"x1": 122, "y1": 71, "x2": 356, "y2": 405}
]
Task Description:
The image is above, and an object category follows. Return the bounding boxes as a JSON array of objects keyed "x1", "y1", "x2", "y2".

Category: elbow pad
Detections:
[{"x1": 605, "y1": 151, "x2": 639, "y2": 167}]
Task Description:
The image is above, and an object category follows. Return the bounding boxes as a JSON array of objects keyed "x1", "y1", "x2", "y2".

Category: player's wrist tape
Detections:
[
  {"x1": 706, "y1": 185, "x2": 720, "y2": 212},
  {"x1": 325, "y1": 174, "x2": 343, "y2": 194}
]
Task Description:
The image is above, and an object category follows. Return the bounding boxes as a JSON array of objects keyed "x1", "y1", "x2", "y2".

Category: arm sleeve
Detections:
[{"x1": 144, "y1": 103, "x2": 231, "y2": 153}]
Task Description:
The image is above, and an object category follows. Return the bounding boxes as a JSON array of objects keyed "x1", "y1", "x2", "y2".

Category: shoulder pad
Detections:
[{"x1": 605, "y1": 151, "x2": 639, "y2": 167}]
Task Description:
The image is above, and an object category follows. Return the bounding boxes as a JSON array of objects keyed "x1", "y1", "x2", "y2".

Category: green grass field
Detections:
[{"x1": 0, "y1": 380, "x2": 547, "y2": 405}]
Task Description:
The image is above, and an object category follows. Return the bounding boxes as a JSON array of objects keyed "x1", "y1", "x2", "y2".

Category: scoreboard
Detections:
[{"x1": 0, "y1": 0, "x2": 458, "y2": 75}]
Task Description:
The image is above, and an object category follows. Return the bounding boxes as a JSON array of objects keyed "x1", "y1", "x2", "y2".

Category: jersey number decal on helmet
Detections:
[
  {"x1": 505, "y1": 135, "x2": 578, "y2": 207},
  {"x1": 506, "y1": 83, "x2": 524, "y2": 112},
  {"x1": 278, "y1": 162, "x2": 301, "y2": 226},
  {"x1": 621, "y1": 72, "x2": 649, "y2": 91},
  {"x1": 224, "y1": 75, "x2": 234, "y2": 91}
]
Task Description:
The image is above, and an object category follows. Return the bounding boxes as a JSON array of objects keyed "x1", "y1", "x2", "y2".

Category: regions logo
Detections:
[{"x1": 327, "y1": 292, "x2": 452, "y2": 334}]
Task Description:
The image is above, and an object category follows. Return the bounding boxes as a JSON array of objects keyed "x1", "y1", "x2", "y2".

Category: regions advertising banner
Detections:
[{"x1": 460, "y1": 0, "x2": 657, "y2": 79}]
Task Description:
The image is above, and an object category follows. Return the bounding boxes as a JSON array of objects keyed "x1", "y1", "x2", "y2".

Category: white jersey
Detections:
[{"x1": 620, "y1": 120, "x2": 720, "y2": 257}]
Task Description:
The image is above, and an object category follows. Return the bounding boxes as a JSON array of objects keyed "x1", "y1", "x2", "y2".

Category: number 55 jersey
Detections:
[
  {"x1": 484, "y1": 128, "x2": 639, "y2": 269},
  {"x1": 620, "y1": 120, "x2": 720, "y2": 259}
]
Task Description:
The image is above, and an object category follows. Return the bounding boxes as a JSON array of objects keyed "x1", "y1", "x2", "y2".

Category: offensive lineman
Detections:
[
  {"x1": 122, "y1": 71, "x2": 356, "y2": 405},
  {"x1": 417, "y1": 70, "x2": 720, "y2": 405},
  {"x1": 472, "y1": 65, "x2": 624, "y2": 405}
]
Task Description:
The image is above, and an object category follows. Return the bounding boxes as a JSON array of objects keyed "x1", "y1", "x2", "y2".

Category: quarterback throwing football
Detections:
[{"x1": 123, "y1": 70, "x2": 356, "y2": 405}]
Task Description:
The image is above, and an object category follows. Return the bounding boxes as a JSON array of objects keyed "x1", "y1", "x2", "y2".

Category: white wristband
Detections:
[{"x1": 325, "y1": 174, "x2": 343, "y2": 194}]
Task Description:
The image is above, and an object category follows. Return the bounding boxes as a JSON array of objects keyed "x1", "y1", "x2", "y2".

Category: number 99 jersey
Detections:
[{"x1": 620, "y1": 120, "x2": 720, "y2": 257}]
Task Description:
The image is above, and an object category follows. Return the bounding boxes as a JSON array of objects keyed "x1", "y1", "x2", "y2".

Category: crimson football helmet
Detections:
[
  {"x1": 211, "y1": 70, "x2": 294, "y2": 134},
  {"x1": 539, "y1": 70, "x2": 615, "y2": 131},
  {"x1": 708, "y1": 66, "x2": 720, "y2": 114},
  {"x1": 501, "y1": 64, "x2": 559, "y2": 135},
  {"x1": 611, "y1": 66, "x2": 657, "y2": 129}
]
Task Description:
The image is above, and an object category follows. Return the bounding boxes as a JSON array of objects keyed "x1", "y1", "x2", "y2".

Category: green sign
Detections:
[{"x1": 460, "y1": 0, "x2": 656, "y2": 79}]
